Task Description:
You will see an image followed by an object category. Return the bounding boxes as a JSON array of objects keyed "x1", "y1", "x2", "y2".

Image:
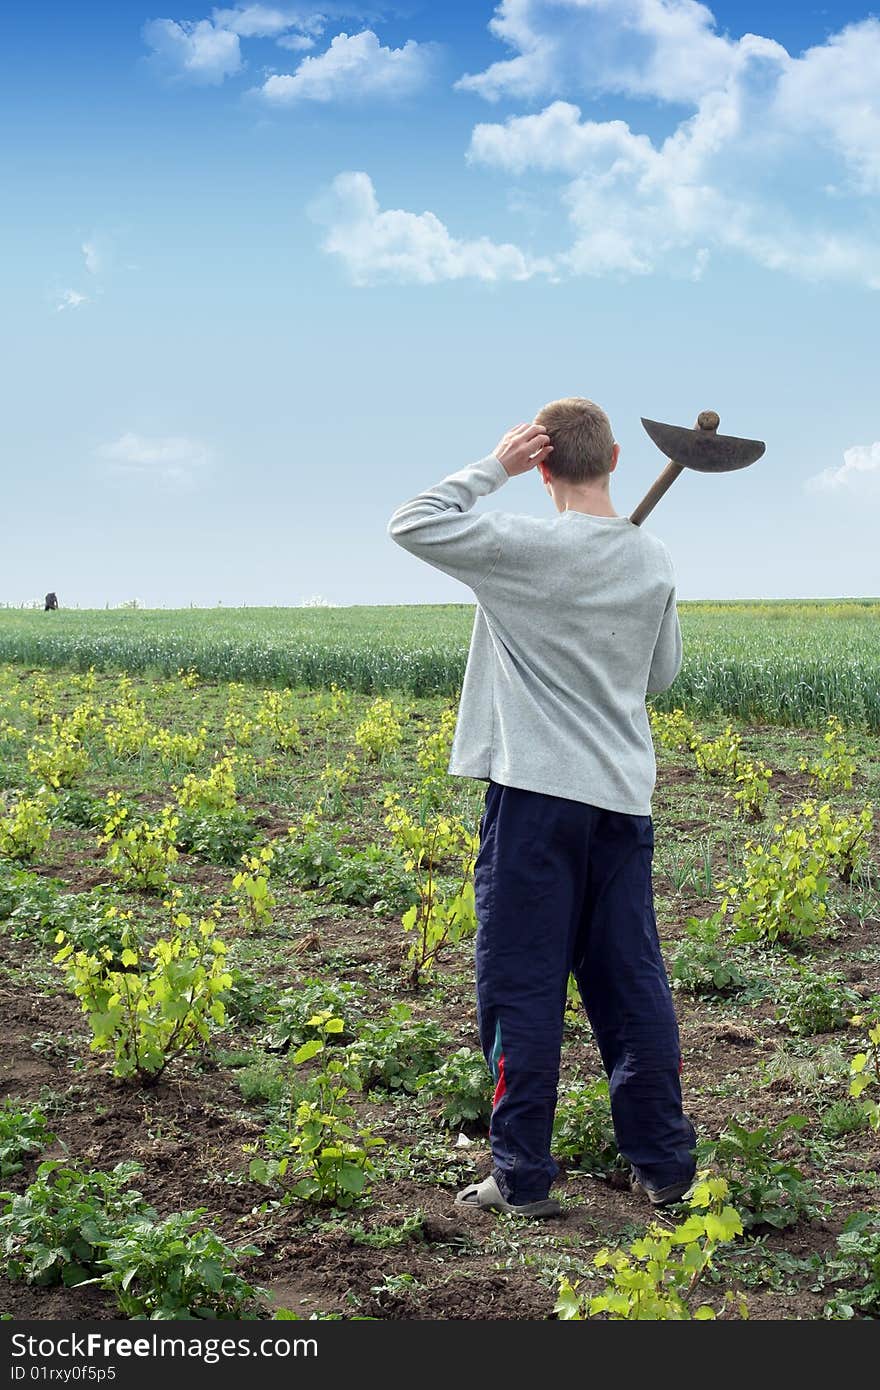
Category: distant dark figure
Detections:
[{"x1": 44, "y1": 592, "x2": 58, "y2": 611}]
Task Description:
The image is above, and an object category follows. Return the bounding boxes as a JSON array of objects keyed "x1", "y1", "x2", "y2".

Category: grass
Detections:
[{"x1": 0, "y1": 600, "x2": 878, "y2": 727}]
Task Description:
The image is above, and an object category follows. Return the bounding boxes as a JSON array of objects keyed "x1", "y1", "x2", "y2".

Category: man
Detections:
[{"x1": 386, "y1": 398, "x2": 696, "y2": 1219}]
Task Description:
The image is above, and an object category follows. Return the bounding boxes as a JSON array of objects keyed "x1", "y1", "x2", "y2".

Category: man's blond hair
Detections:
[{"x1": 534, "y1": 397, "x2": 615, "y2": 483}]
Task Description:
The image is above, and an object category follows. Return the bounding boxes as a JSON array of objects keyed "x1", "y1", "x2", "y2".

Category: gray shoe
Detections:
[
  {"x1": 630, "y1": 1169, "x2": 694, "y2": 1208},
  {"x1": 455, "y1": 1175, "x2": 561, "y2": 1218}
]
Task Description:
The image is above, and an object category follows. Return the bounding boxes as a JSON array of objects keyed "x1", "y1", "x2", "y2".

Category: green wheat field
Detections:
[{"x1": 1, "y1": 600, "x2": 878, "y2": 728}]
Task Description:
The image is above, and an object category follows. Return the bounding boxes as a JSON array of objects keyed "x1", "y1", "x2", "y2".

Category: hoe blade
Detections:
[{"x1": 641, "y1": 418, "x2": 765, "y2": 473}]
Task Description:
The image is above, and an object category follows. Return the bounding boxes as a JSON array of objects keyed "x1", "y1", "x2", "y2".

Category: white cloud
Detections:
[
  {"x1": 775, "y1": 22, "x2": 880, "y2": 195},
  {"x1": 97, "y1": 433, "x2": 212, "y2": 487},
  {"x1": 456, "y1": 2, "x2": 880, "y2": 288},
  {"x1": 470, "y1": 101, "x2": 657, "y2": 177},
  {"x1": 56, "y1": 289, "x2": 88, "y2": 312},
  {"x1": 310, "y1": 171, "x2": 553, "y2": 284},
  {"x1": 52, "y1": 236, "x2": 111, "y2": 312},
  {"x1": 807, "y1": 442, "x2": 880, "y2": 495},
  {"x1": 211, "y1": 5, "x2": 298, "y2": 36},
  {"x1": 276, "y1": 32, "x2": 315, "y2": 51},
  {"x1": 210, "y1": 5, "x2": 327, "y2": 42},
  {"x1": 142, "y1": 17, "x2": 242, "y2": 84},
  {"x1": 456, "y1": 0, "x2": 774, "y2": 104},
  {"x1": 257, "y1": 30, "x2": 434, "y2": 104}
]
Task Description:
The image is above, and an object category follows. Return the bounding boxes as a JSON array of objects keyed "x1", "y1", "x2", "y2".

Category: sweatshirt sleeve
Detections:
[
  {"x1": 646, "y1": 587, "x2": 683, "y2": 694},
  {"x1": 386, "y1": 454, "x2": 510, "y2": 591}
]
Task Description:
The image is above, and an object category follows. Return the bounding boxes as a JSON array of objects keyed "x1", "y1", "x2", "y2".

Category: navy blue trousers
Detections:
[{"x1": 474, "y1": 779, "x2": 696, "y2": 1204}]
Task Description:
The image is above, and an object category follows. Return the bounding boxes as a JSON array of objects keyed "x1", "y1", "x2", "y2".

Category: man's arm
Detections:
[
  {"x1": 386, "y1": 423, "x2": 552, "y2": 591},
  {"x1": 646, "y1": 588, "x2": 683, "y2": 693},
  {"x1": 387, "y1": 454, "x2": 509, "y2": 590}
]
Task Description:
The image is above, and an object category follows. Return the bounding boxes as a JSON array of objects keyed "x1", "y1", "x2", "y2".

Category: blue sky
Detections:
[{"x1": 2, "y1": 0, "x2": 879, "y2": 606}]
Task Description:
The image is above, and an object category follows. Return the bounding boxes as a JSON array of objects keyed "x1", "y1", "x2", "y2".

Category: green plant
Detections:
[
  {"x1": 0, "y1": 869, "x2": 133, "y2": 960},
  {"x1": 415, "y1": 1048, "x2": 493, "y2": 1129},
  {"x1": 692, "y1": 726, "x2": 741, "y2": 780},
  {"x1": 70, "y1": 666, "x2": 98, "y2": 694},
  {"x1": 311, "y1": 751, "x2": 359, "y2": 818},
  {"x1": 104, "y1": 699, "x2": 154, "y2": 758},
  {"x1": 648, "y1": 707, "x2": 697, "y2": 752},
  {"x1": 719, "y1": 803, "x2": 831, "y2": 944},
  {"x1": 720, "y1": 800, "x2": 874, "y2": 945},
  {"x1": 383, "y1": 793, "x2": 474, "y2": 868},
  {"x1": 0, "y1": 1161, "x2": 147, "y2": 1287},
  {"x1": 564, "y1": 973, "x2": 591, "y2": 1029},
  {"x1": 54, "y1": 788, "x2": 108, "y2": 830},
  {"x1": 817, "y1": 803, "x2": 873, "y2": 883},
  {"x1": 415, "y1": 706, "x2": 457, "y2": 804},
  {"x1": 308, "y1": 683, "x2": 352, "y2": 733},
  {"x1": 55, "y1": 909, "x2": 232, "y2": 1083},
  {"x1": 233, "y1": 1056, "x2": 287, "y2": 1106},
  {"x1": 670, "y1": 914, "x2": 750, "y2": 995},
  {"x1": 149, "y1": 725, "x2": 207, "y2": 764},
  {"x1": 223, "y1": 705, "x2": 256, "y2": 748},
  {"x1": 320, "y1": 843, "x2": 417, "y2": 913},
  {"x1": 849, "y1": 1003, "x2": 880, "y2": 1130},
  {"x1": 0, "y1": 1101, "x2": 54, "y2": 1178},
  {"x1": 775, "y1": 965, "x2": 858, "y2": 1036},
  {"x1": 19, "y1": 673, "x2": 56, "y2": 724},
  {"x1": 708, "y1": 1242, "x2": 815, "y2": 1296},
  {"x1": 53, "y1": 902, "x2": 135, "y2": 960},
  {"x1": 800, "y1": 715, "x2": 857, "y2": 791},
  {"x1": 276, "y1": 813, "x2": 343, "y2": 887},
  {"x1": 354, "y1": 697, "x2": 403, "y2": 762},
  {"x1": 552, "y1": 1077, "x2": 622, "y2": 1177},
  {"x1": 98, "y1": 792, "x2": 179, "y2": 892},
  {"x1": 99, "y1": 1211, "x2": 264, "y2": 1319},
  {"x1": 759, "y1": 1041, "x2": 848, "y2": 1096},
  {"x1": 287, "y1": 1012, "x2": 384, "y2": 1206},
  {"x1": 262, "y1": 979, "x2": 365, "y2": 1052},
  {"x1": 731, "y1": 759, "x2": 773, "y2": 821},
  {"x1": 26, "y1": 722, "x2": 88, "y2": 789},
  {"x1": 822, "y1": 1212, "x2": 880, "y2": 1318},
  {"x1": 0, "y1": 790, "x2": 55, "y2": 861},
  {"x1": 555, "y1": 1174, "x2": 745, "y2": 1320},
  {"x1": 698, "y1": 1117, "x2": 817, "y2": 1229},
  {"x1": 175, "y1": 758, "x2": 237, "y2": 816},
  {"x1": 174, "y1": 807, "x2": 257, "y2": 865},
  {"x1": 0, "y1": 1158, "x2": 264, "y2": 1318},
  {"x1": 0, "y1": 865, "x2": 81, "y2": 940},
  {"x1": 819, "y1": 1098, "x2": 871, "y2": 1140},
  {"x1": 346, "y1": 1004, "x2": 448, "y2": 1093},
  {"x1": 222, "y1": 969, "x2": 277, "y2": 1026},
  {"x1": 232, "y1": 845, "x2": 276, "y2": 933},
  {"x1": 62, "y1": 699, "x2": 105, "y2": 742},
  {"x1": 255, "y1": 689, "x2": 303, "y2": 752},
  {"x1": 250, "y1": 1012, "x2": 384, "y2": 1207},
  {"x1": 346, "y1": 1212, "x2": 428, "y2": 1248},
  {"x1": 395, "y1": 811, "x2": 479, "y2": 988}
]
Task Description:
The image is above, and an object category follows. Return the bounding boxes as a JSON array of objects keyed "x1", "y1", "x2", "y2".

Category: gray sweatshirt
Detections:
[{"x1": 387, "y1": 453, "x2": 682, "y2": 815}]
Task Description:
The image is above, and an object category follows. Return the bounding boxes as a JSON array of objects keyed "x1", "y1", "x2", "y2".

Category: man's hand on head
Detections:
[{"x1": 493, "y1": 423, "x2": 553, "y2": 477}]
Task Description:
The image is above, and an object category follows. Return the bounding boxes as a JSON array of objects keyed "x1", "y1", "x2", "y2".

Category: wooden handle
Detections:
[
  {"x1": 629, "y1": 410, "x2": 720, "y2": 526},
  {"x1": 629, "y1": 461, "x2": 684, "y2": 526}
]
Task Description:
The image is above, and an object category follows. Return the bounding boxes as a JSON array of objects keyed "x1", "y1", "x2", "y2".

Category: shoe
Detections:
[
  {"x1": 630, "y1": 1169, "x2": 694, "y2": 1208},
  {"x1": 454, "y1": 1175, "x2": 561, "y2": 1218}
]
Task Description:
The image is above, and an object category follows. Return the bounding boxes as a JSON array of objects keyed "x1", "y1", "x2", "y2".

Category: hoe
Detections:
[{"x1": 629, "y1": 411, "x2": 765, "y2": 526}]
